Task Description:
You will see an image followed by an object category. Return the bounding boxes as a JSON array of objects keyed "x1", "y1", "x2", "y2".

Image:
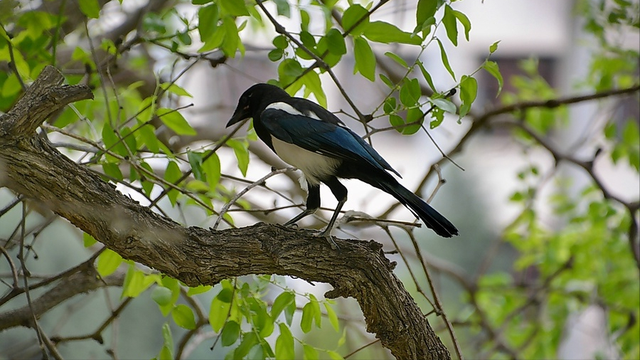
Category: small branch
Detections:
[
  {"x1": 0, "y1": 66, "x2": 93, "y2": 137},
  {"x1": 213, "y1": 167, "x2": 293, "y2": 229}
]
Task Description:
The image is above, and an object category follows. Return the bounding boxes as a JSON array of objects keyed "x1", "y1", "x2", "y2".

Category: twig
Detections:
[
  {"x1": 403, "y1": 228, "x2": 464, "y2": 360},
  {"x1": 344, "y1": 338, "x2": 382, "y2": 359},
  {"x1": 213, "y1": 168, "x2": 293, "y2": 229},
  {"x1": 17, "y1": 202, "x2": 49, "y2": 359}
]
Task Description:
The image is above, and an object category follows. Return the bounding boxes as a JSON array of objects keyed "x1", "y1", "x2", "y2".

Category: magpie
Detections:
[{"x1": 227, "y1": 83, "x2": 458, "y2": 247}]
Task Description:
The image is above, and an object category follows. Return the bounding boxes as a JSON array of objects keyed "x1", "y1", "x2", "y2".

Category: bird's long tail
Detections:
[{"x1": 376, "y1": 179, "x2": 458, "y2": 237}]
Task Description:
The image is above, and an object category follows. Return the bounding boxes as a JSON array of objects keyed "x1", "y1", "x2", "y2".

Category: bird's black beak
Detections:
[{"x1": 226, "y1": 105, "x2": 250, "y2": 128}]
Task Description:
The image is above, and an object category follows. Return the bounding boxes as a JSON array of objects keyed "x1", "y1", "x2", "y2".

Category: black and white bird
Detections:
[{"x1": 227, "y1": 83, "x2": 458, "y2": 247}]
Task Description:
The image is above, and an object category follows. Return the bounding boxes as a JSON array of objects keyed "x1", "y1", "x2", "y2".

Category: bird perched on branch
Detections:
[{"x1": 227, "y1": 83, "x2": 458, "y2": 248}]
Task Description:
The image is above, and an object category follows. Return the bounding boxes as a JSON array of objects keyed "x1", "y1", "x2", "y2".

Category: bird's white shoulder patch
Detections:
[
  {"x1": 266, "y1": 102, "x2": 322, "y2": 121},
  {"x1": 266, "y1": 102, "x2": 303, "y2": 116}
]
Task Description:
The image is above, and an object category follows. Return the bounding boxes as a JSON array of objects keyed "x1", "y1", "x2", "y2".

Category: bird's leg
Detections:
[
  {"x1": 284, "y1": 184, "x2": 319, "y2": 227},
  {"x1": 318, "y1": 197, "x2": 346, "y2": 249},
  {"x1": 318, "y1": 177, "x2": 348, "y2": 249}
]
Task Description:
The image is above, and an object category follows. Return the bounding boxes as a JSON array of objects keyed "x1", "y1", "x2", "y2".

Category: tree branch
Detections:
[
  {"x1": 0, "y1": 269, "x2": 124, "y2": 331},
  {"x1": 0, "y1": 66, "x2": 450, "y2": 360}
]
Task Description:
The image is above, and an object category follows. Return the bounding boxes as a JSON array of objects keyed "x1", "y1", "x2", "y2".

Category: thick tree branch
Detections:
[{"x1": 0, "y1": 66, "x2": 450, "y2": 360}]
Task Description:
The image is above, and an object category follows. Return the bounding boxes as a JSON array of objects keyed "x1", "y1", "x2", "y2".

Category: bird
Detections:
[{"x1": 227, "y1": 83, "x2": 458, "y2": 248}]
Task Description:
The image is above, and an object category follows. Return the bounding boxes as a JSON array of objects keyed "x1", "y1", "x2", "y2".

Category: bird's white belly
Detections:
[{"x1": 272, "y1": 137, "x2": 340, "y2": 185}]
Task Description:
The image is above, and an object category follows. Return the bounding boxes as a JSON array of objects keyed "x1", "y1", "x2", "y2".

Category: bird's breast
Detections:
[{"x1": 271, "y1": 137, "x2": 341, "y2": 185}]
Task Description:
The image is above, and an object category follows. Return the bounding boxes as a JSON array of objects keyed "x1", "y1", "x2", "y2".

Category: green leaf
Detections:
[
  {"x1": 325, "y1": 28, "x2": 346, "y2": 55},
  {"x1": 83, "y1": 233, "x2": 97, "y2": 247},
  {"x1": 342, "y1": 4, "x2": 369, "y2": 36},
  {"x1": 416, "y1": 60, "x2": 437, "y2": 93},
  {"x1": 429, "y1": 107, "x2": 445, "y2": 129},
  {"x1": 162, "y1": 323, "x2": 174, "y2": 351},
  {"x1": 203, "y1": 153, "x2": 221, "y2": 191},
  {"x1": 157, "y1": 346, "x2": 172, "y2": 360},
  {"x1": 482, "y1": 60, "x2": 503, "y2": 96},
  {"x1": 160, "y1": 82, "x2": 193, "y2": 98},
  {"x1": 431, "y1": 98, "x2": 457, "y2": 114},
  {"x1": 443, "y1": 5, "x2": 458, "y2": 46},
  {"x1": 234, "y1": 332, "x2": 258, "y2": 359},
  {"x1": 221, "y1": 17, "x2": 241, "y2": 57},
  {"x1": 199, "y1": 24, "x2": 225, "y2": 52},
  {"x1": 273, "y1": 35, "x2": 288, "y2": 49},
  {"x1": 303, "y1": 344, "x2": 319, "y2": 360},
  {"x1": 271, "y1": 291, "x2": 295, "y2": 319},
  {"x1": 300, "y1": 9, "x2": 310, "y2": 32},
  {"x1": 300, "y1": 302, "x2": 314, "y2": 333},
  {"x1": 354, "y1": 37, "x2": 376, "y2": 81},
  {"x1": 623, "y1": 120, "x2": 639, "y2": 146},
  {"x1": 136, "y1": 121, "x2": 160, "y2": 153},
  {"x1": 399, "y1": 78, "x2": 421, "y2": 107},
  {"x1": 436, "y1": 38, "x2": 456, "y2": 80},
  {"x1": 327, "y1": 350, "x2": 344, "y2": 360},
  {"x1": 122, "y1": 266, "x2": 157, "y2": 298},
  {"x1": 384, "y1": 51, "x2": 408, "y2": 68},
  {"x1": 417, "y1": 0, "x2": 437, "y2": 27},
  {"x1": 157, "y1": 108, "x2": 196, "y2": 136},
  {"x1": 139, "y1": 161, "x2": 155, "y2": 197},
  {"x1": 137, "y1": 96, "x2": 157, "y2": 123},
  {"x1": 102, "y1": 122, "x2": 127, "y2": 158},
  {"x1": 218, "y1": 0, "x2": 249, "y2": 16},
  {"x1": 221, "y1": 320, "x2": 241, "y2": 346},
  {"x1": 383, "y1": 97, "x2": 397, "y2": 114},
  {"x1": 364, "y1": 21, "x2": 422, "y2": 45},
  {"x1": 453, "y1": 10, "x2": 471, "y2": 41},
  {"x1": 2, "y1": 74, "x2": 23, "y2": 98},
  {"x1": 284, "y1": 294, "x2": 296, "y2": 326},
  {"x1": 316, "y1": 37, "x2": 342, "y2": 68},
  {"x1": 79, "y1": 0, "x2": 100, "y2": 18},
  {"x1": 102, "y1": 162, "x2": 123, "y2": 181},
  {"x1": 227, "y1": 139, "x2": 250, "y2": 176},
  {"x1": 164, "y1": 160, "x2": 182, "y2": 206},
  {"x1": 187, "y1": 285, "x2": 212, "y2": 296},
  {"x1": 459, "y1": 75, "x2": 478, "y2": 117},
  {"x1": 275, "y1": 323, "x2": 295, "y2": 360},
  {"x1": 379, "y1": 74, "x2": 395, "y2": 89},
  {"x1": 268, "y1": 49, "x2": 283, "y2": 62},
  {"x1": 302, "y1": 70, "x2": 327, "y2": 108},
  {"x1": 309, "y1": 295, "x2": 322, "y2": 329},
  {"x1": 209, "y1": 296, "x2": 231, "y2": 332},
  {"x1": 324, "y1": 302, "x2": 340, "y2": 332},
  {"x1": 120, "y1": 127, "x2": 138, "y2": 156},
  {"x1": 97, "y1": 248, "x2": 123, "y2": 277},
  {"x1": 151, "y1": 286, "x2": 173, "y2": 306},
  {"x1": 389, "y1": 109, "x2": 422, "y2": 135},
  {"x1": 188, "y1": 151, "x2": 205, "y2": 182},
  {"x1": 278, "y1": 59, "x2": 304, "y2": 87},
  {"x1": 299, "y1": 31, "x2": 316, "y2": 48},
  {"x1": 172, "y1": 304, "x2": 196, "y2": 330},
  {"x1": 272, "y1": 0, "x2": 291, "y2": 17},
  {"x1": 489, "y1": 40, "x2": 500, "y2": 54}
]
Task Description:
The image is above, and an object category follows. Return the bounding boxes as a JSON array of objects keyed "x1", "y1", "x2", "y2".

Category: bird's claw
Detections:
[{"x1": 315, "y1": 229, "x2": 339, "y2": 250}]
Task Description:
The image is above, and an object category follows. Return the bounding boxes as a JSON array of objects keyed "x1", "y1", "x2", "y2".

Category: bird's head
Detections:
[{"x1": 227, "y1": 83, "x2": 290, "y2": 127}]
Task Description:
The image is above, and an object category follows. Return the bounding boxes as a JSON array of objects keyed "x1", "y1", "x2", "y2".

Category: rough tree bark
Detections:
[{"x1": 0, "y1": 66, "x2": 451, "y2": 360}]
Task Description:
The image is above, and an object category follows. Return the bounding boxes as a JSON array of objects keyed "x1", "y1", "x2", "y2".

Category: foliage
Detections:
[{"x1": 0, "y1": 0, "x2": 638, "y2": 359}]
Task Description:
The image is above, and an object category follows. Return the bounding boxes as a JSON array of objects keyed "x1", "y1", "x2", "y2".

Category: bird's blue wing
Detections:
[{"x1": 261, "y1": 108, "x2": 400, "y2": 176}]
